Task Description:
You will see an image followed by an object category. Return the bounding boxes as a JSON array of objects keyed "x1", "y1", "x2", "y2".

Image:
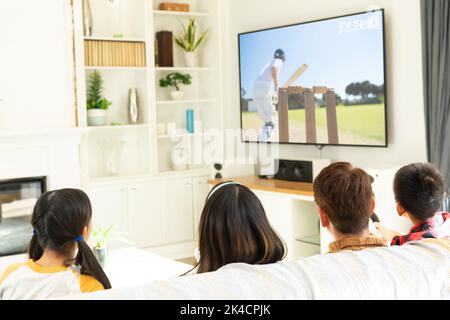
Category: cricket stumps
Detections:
[{"x1": 277, "y1": 86, "x2": 339, "y2": 144}]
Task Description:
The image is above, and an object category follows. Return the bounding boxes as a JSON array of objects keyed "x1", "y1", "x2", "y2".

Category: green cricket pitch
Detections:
[{"x1": 242, "y1": 104, "x2": 386, "y2": 145}]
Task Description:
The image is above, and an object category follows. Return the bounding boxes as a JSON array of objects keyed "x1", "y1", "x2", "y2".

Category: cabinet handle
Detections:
[
  {"x1": 131, "y1": 187, "x2": 137, "y2": 191},
  {"x1": 120, "y1": 188, "x2": 126, "y2": 192}
]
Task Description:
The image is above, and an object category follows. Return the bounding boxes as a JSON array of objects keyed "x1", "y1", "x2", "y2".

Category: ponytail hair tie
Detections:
[
  {"x1": 32, "y1": 229, "x2": 38, "y2": 236},
  {"x1": 74, "y1": 235, "x2": 83, "y2": 242}
]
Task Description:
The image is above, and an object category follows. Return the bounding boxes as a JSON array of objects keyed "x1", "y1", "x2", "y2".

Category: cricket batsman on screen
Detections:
[{"x1": 252, "y1": 49, "x2": 286, "y2": 141}]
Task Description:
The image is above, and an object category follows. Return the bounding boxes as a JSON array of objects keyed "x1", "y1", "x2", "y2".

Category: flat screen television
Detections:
[{"x1": 238, "y1": 10, "x2": 387, "y2": 147}]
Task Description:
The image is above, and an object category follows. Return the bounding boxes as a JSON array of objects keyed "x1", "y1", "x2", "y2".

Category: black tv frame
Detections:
[{"x1": 238, "y1": 9, "x2": 388, "y2": 148}]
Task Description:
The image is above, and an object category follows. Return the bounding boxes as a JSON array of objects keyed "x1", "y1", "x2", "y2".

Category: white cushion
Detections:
[{"x1": 64, "y1": 240, "x2": 449, "y2": 300}]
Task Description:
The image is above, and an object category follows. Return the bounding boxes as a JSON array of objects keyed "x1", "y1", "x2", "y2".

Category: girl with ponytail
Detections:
[{"x1": 0, "y1": 189, "x2": 111, "y2": 299}]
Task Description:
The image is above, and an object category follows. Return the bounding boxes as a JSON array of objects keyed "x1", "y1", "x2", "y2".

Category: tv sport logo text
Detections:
[{"x1": 339, "y1": 14, "x2": 381, "y2": 33}]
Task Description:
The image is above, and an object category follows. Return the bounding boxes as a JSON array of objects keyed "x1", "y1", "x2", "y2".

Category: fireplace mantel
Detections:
[
  {"x1": 0, "y1": 128, "x2": 87, "y2": 140},
  {"x1": 0, "y1": 127, "x2": 85, "y2": 190}
]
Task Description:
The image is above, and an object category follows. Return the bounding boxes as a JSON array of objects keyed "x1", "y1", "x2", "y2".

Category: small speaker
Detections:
[
  {"x1": 275, "y1": 159, "x2": 313, "y2": 182},
  {"x1": 210, "y1": 161, "x2": 255, "y2": 180},
  {"x1": 274, "y1": 158, "x2": 331, "y2": 183},
  {"x1": 213, "y1": 163, "x2": 224, "y2": 179}
]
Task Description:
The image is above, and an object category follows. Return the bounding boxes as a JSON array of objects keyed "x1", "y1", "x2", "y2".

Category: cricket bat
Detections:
[{"x1": 283, "y1": 64, "x2": 308, "y2": 88}]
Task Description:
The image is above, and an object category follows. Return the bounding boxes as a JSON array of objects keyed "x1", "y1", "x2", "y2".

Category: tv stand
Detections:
[{"x1": 208, "y1": 176, "x2": 333, "y2": 259}]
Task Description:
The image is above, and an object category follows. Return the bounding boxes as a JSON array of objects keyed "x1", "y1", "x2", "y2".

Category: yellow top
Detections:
[{"x1": 0, "y1": 260, "x2": 104, "y2": 299}]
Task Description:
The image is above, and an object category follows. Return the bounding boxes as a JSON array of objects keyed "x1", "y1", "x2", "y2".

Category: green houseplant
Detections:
[
  {"x1": 86, "y1": 71, "x2": 112, "y2": 126},
  {"x1": 159, "y1": 72, "x2": 192, "y2": 100},
  {"x1": 175, "y1": 18, "x2": 208, "y2": 67},
  {"x1": 91, "y1": 225, "x2": 127, "y2": 267}
]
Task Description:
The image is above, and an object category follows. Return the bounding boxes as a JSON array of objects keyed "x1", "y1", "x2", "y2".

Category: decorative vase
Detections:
[
  {"x1": 186, "y1": 109, "x2": 194, "y2": 133},
  {"x1": 97, "y1": 139, "x2": 126, "y2": 176},
  {"x1": 87, "y1": 109, "x2": 107, "y2": 126},
  {"x1": 184, "y1": 52, "x2": 199, "y2": 68},
  {"x1": 93, "y1": 246, "x2": 108, "y2": 268},
  {"x1": 82, "y1": 0, "x2": 93, "y2": 37},
  {"x1": 171, "y1": 146, "x2": 189, "y2": 171},
  {"x1": 128, "y1": 88, "x2": 139, "y2": 124},
  {"x1": 170, "y1": 91, "x2": 185, "y2": 100}
]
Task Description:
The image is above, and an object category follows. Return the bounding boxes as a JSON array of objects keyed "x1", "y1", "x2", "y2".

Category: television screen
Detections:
[{"x1": 239, "y1": 10, "x2": 387, "y2": 147}]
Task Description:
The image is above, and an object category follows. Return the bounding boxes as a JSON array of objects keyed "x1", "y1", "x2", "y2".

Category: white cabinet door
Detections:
[
  {"x1": 162, "y1": 178, "x2": 194, "y2": 244},
  {"x1": 193, "y1": 177, "x2": 210, "y2": 240},
  {"x1": 89, "y1": 184, "x2": 128, "y2": 236},
  {"x1": 128, "y1": 181, "x2": 163, "y2": 248}
]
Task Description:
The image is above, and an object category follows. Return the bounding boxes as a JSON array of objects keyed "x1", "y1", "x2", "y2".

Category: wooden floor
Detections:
[{"x1": 177, "y1": 257, "x2": 197, "y2": 266}]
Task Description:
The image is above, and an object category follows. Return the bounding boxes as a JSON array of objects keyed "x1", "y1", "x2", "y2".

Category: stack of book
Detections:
[{"x1": 84, "y1": 40, "x2": 147, "y2": 67}]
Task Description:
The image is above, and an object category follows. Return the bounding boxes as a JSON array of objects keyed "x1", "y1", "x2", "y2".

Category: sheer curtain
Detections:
[{"x1": 421, "y1": 0, "x2": 450, "y2": 211}]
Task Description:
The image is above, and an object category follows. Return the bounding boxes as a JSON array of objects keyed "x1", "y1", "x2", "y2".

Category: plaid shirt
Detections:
[{"x1": 391, "y1": 211, "x2": 450, "y2": 246}]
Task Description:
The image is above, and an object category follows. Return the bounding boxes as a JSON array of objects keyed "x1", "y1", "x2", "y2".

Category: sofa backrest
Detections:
[{"x1": 67, "y1": 239, "x2": 450, "y2": 300}]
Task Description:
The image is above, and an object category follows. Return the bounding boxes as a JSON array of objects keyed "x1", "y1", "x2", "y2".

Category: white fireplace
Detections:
[
  {"x1": 0, "y1": 128, "x2": 85, "y2": 256},
  {"x1": 0, "y1": 128, "x2": 84, "y2": 189}
]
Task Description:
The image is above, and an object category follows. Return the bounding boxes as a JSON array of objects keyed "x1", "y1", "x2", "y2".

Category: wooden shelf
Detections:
[
  {"x1": 155, "y1": 67, "x2": 213, "y2": 72},
  {"x1": 208, "y1": 176, "x2": 314, "y2": 198},
  {"x1": 153, "y1": 10, "x2": 210, "y2": 17}
]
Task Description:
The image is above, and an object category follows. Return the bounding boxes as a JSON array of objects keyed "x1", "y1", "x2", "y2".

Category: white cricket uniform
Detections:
[{"x1": 252, "y1": 58, "x2": 284, "y2": 124}]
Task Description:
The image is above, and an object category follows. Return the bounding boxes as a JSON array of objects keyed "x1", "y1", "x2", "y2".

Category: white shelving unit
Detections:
[
  {"x1": 151, "y1": 0, "x2": 224, "y2": 173},
  {"x1": 73, "y1": 0, "x2": 224, "y2": 182},
  {"x1": 72, "y1": 0, "x2": 224, "y2": 258}
]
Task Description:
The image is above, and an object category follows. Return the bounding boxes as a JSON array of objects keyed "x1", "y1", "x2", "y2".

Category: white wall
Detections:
[
  {"x1": 223, "y1": 0, "x2": 426, "y2": 232},
  {"x1": 223, "y1": 0, "x2": 427, "y2": 170},
  {"x1": 0, "y1": 0, "x2": 75, "y2": 130}
]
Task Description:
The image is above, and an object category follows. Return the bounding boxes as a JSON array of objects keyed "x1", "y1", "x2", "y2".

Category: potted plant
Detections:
[
  {"x1": 175, "y1": 18, "x2": 209, "y2": 67},
  {"x1": 86, "y1": 71, "x2": 112, "y2": 126},
  {"x1": 159, "y1": 72, "x2": 192, "y2": 100},
  {"x1": 91, "y1": 225, "x2": 127, "y2": 268}
]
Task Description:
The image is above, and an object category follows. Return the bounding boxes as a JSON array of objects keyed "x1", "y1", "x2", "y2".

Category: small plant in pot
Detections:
[
  {"x1": 159, "y1": 72, "x2": 192, "y2": 100},
  {"x1": 175, "y1": 18, "x2": 208, "y2": 68},
  {"x1": 91, "y1": 225, "x2": 127, "y2": 268},
  {"x1": 86, "y1": 71, "x2": 112, "y2": 126}
]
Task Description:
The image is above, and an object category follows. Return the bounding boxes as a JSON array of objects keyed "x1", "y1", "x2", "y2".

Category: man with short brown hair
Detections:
[{"x1": 313, "y1": 162, "x2": 386, "y2": 253}]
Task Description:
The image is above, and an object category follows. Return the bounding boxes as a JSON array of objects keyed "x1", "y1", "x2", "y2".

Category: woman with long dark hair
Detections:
[
  {"x1": 188, "y1": 182, "x2": 286, "y2": 274},
  {"x1": 0, "y1": 189, "x2": 111, "y2": 299}
]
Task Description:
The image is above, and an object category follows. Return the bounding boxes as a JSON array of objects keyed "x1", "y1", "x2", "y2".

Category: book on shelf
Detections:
[
  {"x1": 155, "y1": 31, "x2": 173, "y2": 67},
  {"x1": 142, "y1": 42, "x2": 147, "y2": 66},
  {"x1": 84, "y1": 41, "x2": 89, "y2": 66},
  {"x1": 83, "y1": 39, "x2": 146, "y2": 68},
  {"x1": 128, "y1": 42, "x2": 134, "y2": 67}
]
